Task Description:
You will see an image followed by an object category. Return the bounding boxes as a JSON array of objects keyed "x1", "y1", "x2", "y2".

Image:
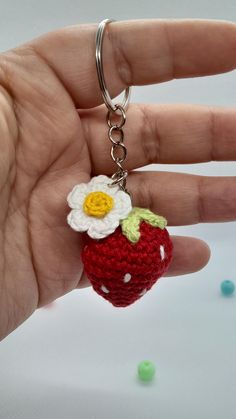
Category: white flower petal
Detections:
[
  {"x1": 104, "y1": 183, "x2": 120, "y2": 195},
  {"x1": 89, "y1": 183, "x2": 107, "y2": 193},
  {"x1": 116, "y1": 189, "x2": 132, "y2": 203},
  {"x1": 118, "y1": 207, "x2": 132, "y2": 220},
  {"x1": 67, "y1": 184, "x2": 89, "y2": 209},
  {"x1": 89, "y1": 175, "x2": 111, "y2": 185},
  {"x1": 89, "y1": 175, "x2": 121, "y2": 194},
  {"x1": 67, "y1": 209, "x2": 91, "y2": 232},
  {"x1": 87, "y1": 228, "x2": 107, "y2": 239},
  {"x1": 87, "y1": 218, "x2": 119, "y2": 239},
  {"x1": 97, "y1": 184, "x2": 118, "y2": 196},
  {"x1": 109, "y1": 192, "x2": 132, "y2": 218},
  {"x1": 108, "y1": 208, "x2": 130, "y2": 221}
]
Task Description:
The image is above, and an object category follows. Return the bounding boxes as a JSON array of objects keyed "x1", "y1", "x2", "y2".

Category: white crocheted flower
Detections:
[{"x1": 67, "y1": 175, "x2": 132, "y2": 239}]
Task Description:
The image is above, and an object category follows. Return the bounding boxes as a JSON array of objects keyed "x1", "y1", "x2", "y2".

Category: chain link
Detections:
[
  {"x1": 106, "y1": 104, "x2": 129, "y2": 194},
  {"x1": 108, "y1": 126, "x2": 124, "y2": 145}
]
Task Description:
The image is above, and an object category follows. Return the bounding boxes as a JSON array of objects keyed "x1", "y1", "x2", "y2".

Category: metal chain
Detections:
[
  {"x1": 106, "y1": 104, "x2": 130, "y2": 194},
  {"x1": 95, "y1": 19, "x2": 131, "y2": 196}
]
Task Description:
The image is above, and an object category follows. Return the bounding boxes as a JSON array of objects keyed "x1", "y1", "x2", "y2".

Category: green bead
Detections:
[{"x1": 137, "y1": 360, "x2": 156, "y2": 382}]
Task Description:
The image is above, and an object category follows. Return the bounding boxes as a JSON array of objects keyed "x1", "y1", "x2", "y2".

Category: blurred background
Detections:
[{"x1": 0, "y1": 1, "x2": 236, "y2": 418}]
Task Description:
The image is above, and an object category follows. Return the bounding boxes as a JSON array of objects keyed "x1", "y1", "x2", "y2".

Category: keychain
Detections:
[{"x1": 67, "y1": 19, "x2": 173, "y2": 307}]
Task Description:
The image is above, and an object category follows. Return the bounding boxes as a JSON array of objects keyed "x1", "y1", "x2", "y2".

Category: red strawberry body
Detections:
[{"x1": 82, "y1": 221, "x2": 173, "y2": 307}]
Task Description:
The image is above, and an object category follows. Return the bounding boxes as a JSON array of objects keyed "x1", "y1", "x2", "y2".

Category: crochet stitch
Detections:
[
  {"x1": 67, "y1": 175, "x2": 132, "y2": 239},
  {"x1": 82, "y1": 219, "x2": 173, "y2": 307},
  {"x1": 83, "y1": 191, "x2": 114, "y2": 217},
  {"x1": 121, "y1": 207, "x2": 167, "y2": 243}
]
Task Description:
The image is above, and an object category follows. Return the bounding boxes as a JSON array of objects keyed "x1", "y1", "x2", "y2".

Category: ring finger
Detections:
[{"x1": 127, "y1": 170, "x2": 236, "y2": 225}]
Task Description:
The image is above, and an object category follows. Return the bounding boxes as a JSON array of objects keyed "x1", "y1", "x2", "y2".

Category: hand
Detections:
[{"x1": 1, "y1": 19, "x2": 236, "y2": 340}]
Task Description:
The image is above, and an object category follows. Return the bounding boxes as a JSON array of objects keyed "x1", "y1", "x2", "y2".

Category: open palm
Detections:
[{"x1": 1, "y1": 19, "x2": 236, "y2": 340}]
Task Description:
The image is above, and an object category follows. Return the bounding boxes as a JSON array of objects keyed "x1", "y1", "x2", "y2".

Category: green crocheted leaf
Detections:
[{"x1": 120, "y1": 207, "x2": 167, "y2": 243}]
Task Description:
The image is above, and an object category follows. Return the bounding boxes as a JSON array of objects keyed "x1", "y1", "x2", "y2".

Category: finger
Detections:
[
  {"x1": 165, "y1": 236, "x2": 210, "y2": 276},
  {"x1": 26, "y1": 19, "x2": 236, "y2": 108},
  {"x1": 77, "y1": 236, "x2": 210, "y2": 288},
  {"x1": 127, "y1": 171, "x2": 236, "y2": 225},
  {"x1": 79, "y1": 103, "x2": 236, "y2": 173}
]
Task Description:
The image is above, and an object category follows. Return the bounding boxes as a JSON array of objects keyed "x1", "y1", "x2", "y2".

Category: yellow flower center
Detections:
[{"x1": 83, "y1": 191, "x2": 114, "y2": 218}]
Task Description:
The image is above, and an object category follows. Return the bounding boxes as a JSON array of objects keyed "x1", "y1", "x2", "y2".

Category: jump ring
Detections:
[
  {"x1": 107, "y1": 104, "x2": 126, "y2": 129},
  {"x1": 109, "y1": 170, "x2": 128, "y2": 185},
  {"x1": 95, "y1": 19, "x2": 131, "y2": 112}
]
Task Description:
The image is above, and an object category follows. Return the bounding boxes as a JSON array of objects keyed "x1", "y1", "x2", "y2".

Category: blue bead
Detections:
[{"x1": 221, "y1": 280, "x2": 235, "y2": 296}]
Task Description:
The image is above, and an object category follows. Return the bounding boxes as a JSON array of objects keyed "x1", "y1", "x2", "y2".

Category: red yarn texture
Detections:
[{"x1": 82, "y1": 221, "x2": 173, "y2": 307}]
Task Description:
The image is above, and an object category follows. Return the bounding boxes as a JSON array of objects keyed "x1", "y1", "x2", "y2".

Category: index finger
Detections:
[{"x1": 26, "y1": 19, "x2": 236, "y2": 108}]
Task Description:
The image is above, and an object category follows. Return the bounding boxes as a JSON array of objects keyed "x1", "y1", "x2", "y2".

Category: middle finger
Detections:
[{"x1": 80, "y1": 103, "x2": 236, "y2": 173}]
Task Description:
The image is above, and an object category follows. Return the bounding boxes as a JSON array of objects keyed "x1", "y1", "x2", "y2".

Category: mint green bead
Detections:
[
  {"x1": 221, "y1": 280, "x2": 235, "y2": 296},
  {"x1": 137, "y1": 360, "x2": 156, "y2": 382}
]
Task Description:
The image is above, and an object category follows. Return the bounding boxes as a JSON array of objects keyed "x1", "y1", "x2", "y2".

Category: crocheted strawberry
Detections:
[
  {"x1": 67, "y1": 175, "x2": 173, "y2": 307},
  {"x1": 82, "y1": 207, "x2": 173, "y2": 307}
]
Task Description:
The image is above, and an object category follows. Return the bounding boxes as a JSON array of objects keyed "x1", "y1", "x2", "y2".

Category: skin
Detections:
[{"x1": 0, "y1": 18, "x2": 236, "y2": 341}]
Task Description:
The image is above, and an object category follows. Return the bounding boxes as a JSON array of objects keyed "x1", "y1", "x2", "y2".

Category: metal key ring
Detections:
[{"x1": 95, "y1": 18, "x2": 131, "y2": 112}]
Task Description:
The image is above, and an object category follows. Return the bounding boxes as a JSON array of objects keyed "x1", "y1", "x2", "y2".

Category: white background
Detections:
[{"x1": 0, "y1": 1, "x2": 236, "y2": 418}]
